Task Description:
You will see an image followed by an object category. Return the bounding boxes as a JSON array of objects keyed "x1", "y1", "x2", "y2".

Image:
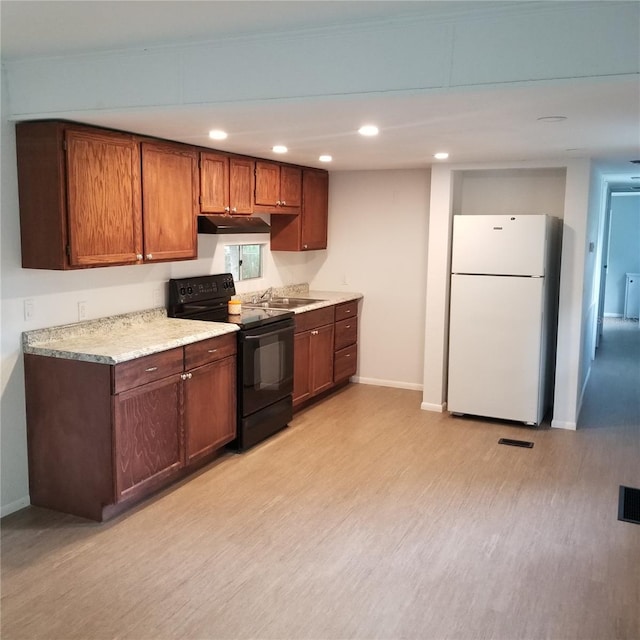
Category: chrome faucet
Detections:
[{"x1": 259, "y1": 286, "x2": 274, "y2": 301}]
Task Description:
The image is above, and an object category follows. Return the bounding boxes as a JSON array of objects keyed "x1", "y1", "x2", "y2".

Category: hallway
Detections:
[{"x1": 579, "y1": 318, "x2": 640, "y2": 430}]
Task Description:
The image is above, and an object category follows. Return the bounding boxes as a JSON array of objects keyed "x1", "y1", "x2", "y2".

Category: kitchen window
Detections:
[{"x1": 224, "y1": 244, "x2": 263, "y2": 281}]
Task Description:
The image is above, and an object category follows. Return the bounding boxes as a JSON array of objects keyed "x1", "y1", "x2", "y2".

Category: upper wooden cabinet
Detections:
[
  {"x1": 141, "y1": 141, "x2": 197, "y2": 262},
  {"x1": 200, "y1": 152, "x2": 254, "y2": 215},
  {"x1": 17, "y1": 121, "x2": 143, "y2": 269},
  {"x1": 270, "y1": 169, "x2": 329, "y2": 251},
  {"x1": 15, "y1": 122, "x2": 197, "y2": 270},
  {"x1": 254, "y1": 161, "x2": 302, "y2": 213}
]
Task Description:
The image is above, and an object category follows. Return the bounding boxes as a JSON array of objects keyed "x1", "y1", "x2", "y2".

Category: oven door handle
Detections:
[{"x1": 243, "y1": 327, "x2": 293, "y2": 341}]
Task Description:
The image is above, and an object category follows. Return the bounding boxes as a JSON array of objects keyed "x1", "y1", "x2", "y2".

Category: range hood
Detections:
[{"x1": 197, "y1": 215, "x2": 271, "y2": 234}]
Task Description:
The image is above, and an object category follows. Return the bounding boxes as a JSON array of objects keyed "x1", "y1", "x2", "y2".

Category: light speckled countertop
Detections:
[{"x1": 22, "y1": 291, "x2": 362, "y2": 365}]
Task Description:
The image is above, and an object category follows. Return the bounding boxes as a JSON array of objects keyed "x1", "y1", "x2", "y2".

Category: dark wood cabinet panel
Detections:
[
  {"x1": 254, "y1": 161, "x2": 301, "y2": 213},
  {"x1": 270, "y1": 168, "x2": 328, "y2": 251},
  {"x1": 24, "y1": 354, "x2": 114, "y2": 521},
  {"x1": 334, "y1": 317, "x2": 358, "y2": 351},
  {"x1": 229, "y1": 157, "x2": 255, "y2": 215},
  {"x1": 184, "y1": 333, "x2": 237, "y2": 370},
  {"x1": 334, "y1": 343, "x2": 358, "y2": 382},
  {"x1": 311, "y1": 324, "x2": 335, "y2": 396},
  {"x1": 66, "y1": 129, "x2": 142, "y2": 267},
  {"x1": 114, "y1": 375, "x2": 183, "y2": 500},
  {"x1": 141, "y1": 141, "x2": 198, "y2": 262},
  {"x1": 293, "y1": 311, "x2": 334, "y2": 407},
  {"x1": 200, "y1": 152, "x2": 229, "y2": 213},
  {"x1": 200, "y1": 153, "x2": 254, "y2": 215},
  {"x1": 113, "y1": 348, "x2": 184, "y2": 394},
  {"x1": 293, "y1": 331, "x2": 312, "y2": 405},
  {"x1": 184, "y1": 356, "x2": 236, "y2": 465},
  {"x1": 16, "y1": 121, "x2": 142, "y2": 269}
]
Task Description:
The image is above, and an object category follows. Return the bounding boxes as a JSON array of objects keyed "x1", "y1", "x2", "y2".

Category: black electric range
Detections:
[{"x1": 168, "y1": 274, "x2": 295, "y2": 451}]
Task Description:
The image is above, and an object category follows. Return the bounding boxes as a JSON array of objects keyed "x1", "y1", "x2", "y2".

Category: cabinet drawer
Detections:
[
  {"x1": 294, "y1": 306, "x2": 335, "y2": 334},
  {"x1": 335, "y1": 301, "x2": 358, "y2": 322},
  {"x1": 334, "y1": 317, "x2": 358, "y2": 351},
  {"x1": 113, "y1": 348, "x2": 184, "y2": 394},
  {"x1": 334, "y1": 343, "x2": 357, "y2": 382},
  {"x1": 184, "y1": 333, "x2": 237, "y2": 370}
]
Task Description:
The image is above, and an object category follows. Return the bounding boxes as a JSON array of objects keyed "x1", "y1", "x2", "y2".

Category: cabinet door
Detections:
[
  {"x1": 301, "y1": 169, "x2": 328, "y2": 250},
  {"x1": 114, "y1": 375, "x2": 183, "y2": 502},
  {"x1": 311, "y1": 324, "x2": 335, "y2": 396},
  {"x1": 184, "y1": 356, "x2": 237, "y2": 465},
  {"x1": 66, "y1": 128, "x2": 142, "y2": 267},
  {"x1": 293, "y1": 331, "x2": 312, "y2": 406},
  {"x1": 254, "y1": 161, "x2": 280, "y2": 207},
  {"x1": 229, "y1": 158, "x2": 255, "y2": 215},
  {"x1": 280, "y1": 165, "x2": 302, "y2": 209},
  {"x1": 200, "y1": 152, "x2": 229, "y2": 213},
  {"x1": 141, "y1": 141, "x2": 198, "y2": 262}
]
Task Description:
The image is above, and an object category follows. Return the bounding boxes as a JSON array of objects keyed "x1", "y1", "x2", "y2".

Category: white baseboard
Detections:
[
  {"x1": 353, "y1": 377, "x2": 422, "y2": 391},
  {"x1": 1, "y1": 496, "x2": 30, "y2": 518},
  {"x1": 551, "y1": 420, "x2": 577, "y2": 430},
  {"x1": 577, "y1": 365, "x2": 591, "y2": 420},
  {"x1": 420, "y1": 401, "x2": 447, "y2": 412}
]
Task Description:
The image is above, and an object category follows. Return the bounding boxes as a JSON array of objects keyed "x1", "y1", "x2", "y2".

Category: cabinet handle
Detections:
[
  {"x1": 345, "y1": 325, "x2": 351, "y2": 329},
  {"x1": 145, "y1": 366, "x2": 158, "y2": 372},
  {"x1": 345, "y1": 354, "x2": 351, "y2": 357},
  {"x1": 207, "y1": 349, "x2": 218, "y2": 353},
  {"x1": 136, "y1": 254, "x2": 143, "y2": 261},
  {"x1": 146, "y1": 253, "x2": 153, "y2": 260}
]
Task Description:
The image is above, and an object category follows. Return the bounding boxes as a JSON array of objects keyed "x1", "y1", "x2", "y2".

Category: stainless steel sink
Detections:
[{"x1": 245, "y1": 297, "x2": 325, "y2": 310}]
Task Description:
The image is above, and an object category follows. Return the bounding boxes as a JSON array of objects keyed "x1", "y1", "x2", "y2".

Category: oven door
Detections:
[{"x1": 239, "y1": 319, "x2": 294, "y2": 416}]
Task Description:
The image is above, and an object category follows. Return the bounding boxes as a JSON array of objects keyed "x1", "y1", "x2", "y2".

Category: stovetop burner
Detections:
[{"x1": 167, "y1": 274, "x2": 293, "y2": 329}]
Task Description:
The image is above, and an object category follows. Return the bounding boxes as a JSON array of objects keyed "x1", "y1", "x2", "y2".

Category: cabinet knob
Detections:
[
  {"x1": 281, "y1": 200, "x2": 286, "y2": 206},
  {"x1": 146, "y1": 253, "x2": 153, "y2": 260},
  {"x1": 311, "y1": 330, "x2": 318, "y2": 336},
  {"x1": 136, "y1": 254, "x2": 143, "y2": 261},
  {"x1": 231, "y1": 207, "x2": 237, "y2": 213},
  {"x1": 303, "y1": 244, "x2": 308, "y2": 249},
  {"x1": 224, "y1": 206, "x2": 230, "y2": 213},
  {"x1": 187, "y1": 372, "x2": 192, "y2": 379},
  {"x1": 180, "y1": 373, "x2": 187, "y2": 380}
]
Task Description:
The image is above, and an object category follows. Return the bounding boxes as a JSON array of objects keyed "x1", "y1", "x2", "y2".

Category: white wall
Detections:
[
  {"x1": 309, "y1": 170, "x2": 431, "y2": 390},
  {"x1": 604, "y1": 195, "x2": 640, "y2": 316}
]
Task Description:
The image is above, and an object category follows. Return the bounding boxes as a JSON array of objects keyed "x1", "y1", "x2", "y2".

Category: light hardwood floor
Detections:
[{"x1": 2, "y1": 321, "x2": 639, "y2": 639}]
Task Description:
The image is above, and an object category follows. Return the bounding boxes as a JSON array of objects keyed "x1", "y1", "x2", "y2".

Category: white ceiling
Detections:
[{"x1": 2, "y1": 1, "x2": 640, "y2": 190}]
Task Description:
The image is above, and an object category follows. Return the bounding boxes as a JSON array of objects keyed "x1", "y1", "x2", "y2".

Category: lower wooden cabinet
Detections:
[
  {"x1": 292, "y1": 299, "x2": 360, "y2": 410},
  {"x1": 24, "y1": 333, "x2": 237, "y2": 521},
  {"x1": 293, "y1": 307, "x2": 335, "y2": 407}
]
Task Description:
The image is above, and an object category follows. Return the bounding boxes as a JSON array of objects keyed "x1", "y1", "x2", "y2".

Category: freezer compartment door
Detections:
[
  {"x1": 452, "y1": 214, "x2": 549, "y2": 276},
  {"x1": 447, "y1": 274, "x2": 545, "y2": 424}
]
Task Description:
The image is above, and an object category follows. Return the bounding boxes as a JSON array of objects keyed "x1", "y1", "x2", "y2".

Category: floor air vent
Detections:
[
  {"x1": 498, "y1": 438, "x2": 534, "y2": 448},
  {"x1": 618, "y1": 486, "x2": 640, "y2": 525}
]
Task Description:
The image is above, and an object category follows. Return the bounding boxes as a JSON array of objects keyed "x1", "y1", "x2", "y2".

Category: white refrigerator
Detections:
[{"x1": 447, "y1": 214, "x2": 561, "y2": 426}]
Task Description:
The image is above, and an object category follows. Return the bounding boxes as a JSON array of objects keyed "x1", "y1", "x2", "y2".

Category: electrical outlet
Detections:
[
  {"x1": 78, "y1": 301, "x2": 88, "y2": 321},
  {"x1": 342, "y1": 273, "x2": 348, "y2": 286},
  {"x1": 24, "y1": 299, "x2": 35, "y2": 321}
]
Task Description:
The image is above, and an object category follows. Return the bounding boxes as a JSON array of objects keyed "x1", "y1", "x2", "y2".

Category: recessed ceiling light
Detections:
[
  {"x1": 358, "y1": 125, "x2": 379, "y2": 137},
  {"x1": 434, "y1": 152, "x2": 449, "y2": 160},
  {"x1": 319, "y1": 155, "x2": 332, "y2": 163},
  {"x1": 208, "y1": 129, "x2": 228, "y2": 140},
  {"x1": 272, "y1": 145, "x2": 288, "y2": 154},
  {"x1": 537, "y1": 116, "x2": 567, "y2": 123}
]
